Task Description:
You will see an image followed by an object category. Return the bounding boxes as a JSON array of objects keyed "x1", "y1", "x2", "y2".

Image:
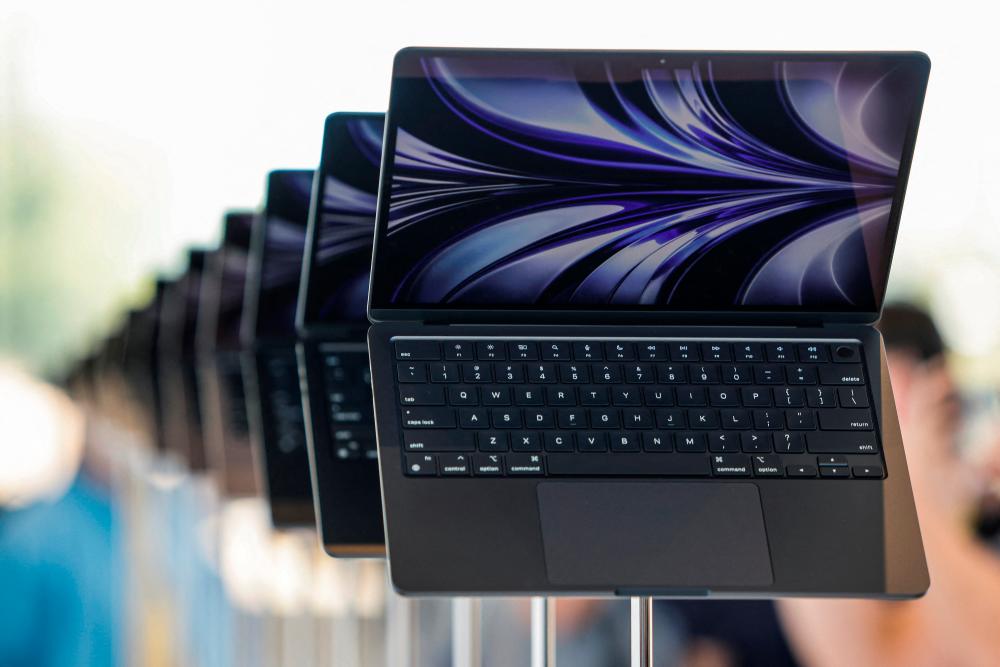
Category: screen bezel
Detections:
[
  {"x1": 368, "y1": 47, "x2": 931, "y2": 325},
  {"x1": 297, "y1": 112, "x2": 385, "y2": 339}
]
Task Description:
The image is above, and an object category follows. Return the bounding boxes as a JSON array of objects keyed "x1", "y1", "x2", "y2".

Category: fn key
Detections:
[{"x1": 404, "y1": 454, "x2": 437, "y2": 476}]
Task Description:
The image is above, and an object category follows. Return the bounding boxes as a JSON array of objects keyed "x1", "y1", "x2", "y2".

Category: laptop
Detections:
[
  {"x1": 121, "y1": 282, "x2": 168, "y2": 448},
  {"x1": 241, "y1": 169, "x2": 316, "y2": 526},
  {"x1": 197, "y1": 211, "x2": 259, "y2": 496},
  {"x1": 296, "y1": 112, "x2": 385, "y2": 557},
  {"x1": 367, "y1": 48, "x2": 932, "y2": 597},
  {"x1": 159, "y1": 249, "x2": 211, "y2": 471}
]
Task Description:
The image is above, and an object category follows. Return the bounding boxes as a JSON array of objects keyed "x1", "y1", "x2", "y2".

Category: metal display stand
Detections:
[
  {"x1": 530, "y1": 597, "x2": 556, "y2": 667},
  {"x1": 451, "y1": 597, "x2": 482, "y2": 667},
  {"x1": 629, "y1": 597, "x2": 654, "y2": 667}
]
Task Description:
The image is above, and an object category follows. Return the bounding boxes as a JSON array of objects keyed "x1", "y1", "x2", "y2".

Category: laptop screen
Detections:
[
  {"x1": 301, "y1": 113, "x2": 384, "y2": 328},
  {"x1": 370, "y1": 50, "x2": 929, "y2": 315},
  {"x1": 215, "y1": 211, "x2": 255, "y2": 348},
  {"x1": 252, "y1": 170, "x2": 314, "y2": 339}
]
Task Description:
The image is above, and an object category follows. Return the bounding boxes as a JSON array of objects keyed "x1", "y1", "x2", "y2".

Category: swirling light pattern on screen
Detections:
[{"x1": 380, "y1": 56, "x2": 921, "y2": 309}]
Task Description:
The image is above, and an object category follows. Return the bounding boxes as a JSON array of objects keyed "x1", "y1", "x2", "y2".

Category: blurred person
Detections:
[{"x1": 779, "y1": 303, "x2": 1000, "y2": 667}]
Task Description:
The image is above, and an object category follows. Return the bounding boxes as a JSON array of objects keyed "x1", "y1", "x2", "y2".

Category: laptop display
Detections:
[
  {"x1": 215, "y1": 212, "x2": 255, "y2": 348},
  {"x1": 371, "y1": 51, "x2": 927, "y2": 314}
]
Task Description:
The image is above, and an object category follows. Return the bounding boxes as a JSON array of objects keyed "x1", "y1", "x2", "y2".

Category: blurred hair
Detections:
[{"x1": 879, "y1": 302, "x2": 946, "y2": 361}]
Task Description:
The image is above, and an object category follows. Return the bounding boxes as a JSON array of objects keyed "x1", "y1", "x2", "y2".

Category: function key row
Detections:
[{"x1": 395, "y1": 340, "x2": 861, "y2": 364}]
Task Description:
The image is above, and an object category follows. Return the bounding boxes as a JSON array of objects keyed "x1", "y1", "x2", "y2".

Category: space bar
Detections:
[{"x1": 546, "y1": 454, "x2": 711, "y2": 477}]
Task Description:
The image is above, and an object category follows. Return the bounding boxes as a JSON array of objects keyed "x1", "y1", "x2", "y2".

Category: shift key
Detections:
[
  {"x1": 401, "y1": 407, "x2": 456, "y2": 428},
  {"x1": 403, "y1": 430, "x2": 473, "y2": 452},
  {"x1": 807, "y1": 432, "x2": 879, "y2": 454}
]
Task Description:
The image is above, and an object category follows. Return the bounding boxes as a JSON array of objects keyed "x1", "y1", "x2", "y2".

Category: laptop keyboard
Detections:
[
  {"x1": 392, "y1": 338, "x2": 884, "y2": 480},
  {"x1": 260, "y1": 351, "x2": 307, "y2": 454},
  {"x1": 322, "y1": 348, "x2": 377, "y2": 461}
]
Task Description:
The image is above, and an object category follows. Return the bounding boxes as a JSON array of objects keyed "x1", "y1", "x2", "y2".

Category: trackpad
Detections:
[{"x1": 537, "y1": 482, "x2": 773, "y2": 590}]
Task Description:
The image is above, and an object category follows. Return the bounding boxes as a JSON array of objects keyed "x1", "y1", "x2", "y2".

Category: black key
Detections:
[
  {"x1": 557, "y1": 408, "x2": 587, "y2": 429},
  {"x1": 404, "y1": 454, "x2": 437, "y2": 475},
  {"x1": 701, "y1": 343, "x2": 731, "y2": 362},
  {"x1": 806, "y1": 387, "x2": 837, "y2": 408},
  {"x1": 474, "y1": 454, "x2": 504, "y2": 476},
  {"x1": 742, "y1": 387, "x2": 771, "y2": 406},
  {"x1": 397, "y1": 363, "x2": 426, "y2": 382},
  {"x1": 752, "y1": 409, "x2": 783, "y2": 430},
  {"x1": 622, "y1": 409, "x2": 653, "y2": 429},
  {"x1": 754, "y1": 365, "x2": 784, "y2": 384},
  {"x1": 676, "y1": 386, "x2": 706, "y2": 407},
  {"x1": 625, "y1": 363, "x2": 654, "y2": 383},
  {"x1": 765, "y1": 343, "x2": 795, "y2": 362},
  {"x1": 429, "y1": 362, "x2": 460, "y2": 383},
  {"x1": 507, "y1": 453, "x2": 545, "y2": 475},
  {"x1": 741, "y1": 431, "x2": 771, "y2": 453},
  {"x1": 592, "y1": 409, "x2": 620, "y2": 428},
  {"x1": 462, "y1": 363, "x2": 492, "y2": 383},
  {"x1": 395, "y1": 341, "x2": 440, "y2": 360},
  {"x1": 527, "y1": 363, "x2": 557, "y2": 383},
  {"x1": 476, "y1": 341, "x2": 505, "y2": 360},
  {"x1": 669, "y1": 342, "x2": 698, "y2": 361},
  {"x1": 546, "y1": 454, "x2": 709, "y2": 476},
  {"x1": 818, "y1": 365, "x2": 864, "y2": 385},
  {"x1": 655, "y1": 409, "x2": 685, "y2": 429},
  {"x1": 734, "y1": 342, "x2": 763, "y2": 362},
  {"x1": 605, "y1": 342, "x2": 635, "y2": 360},
  {"x1": 797, "y1": 344, "x2": 829, "y2": 362},
  {"x1": 817, "y1": 455, "x2": 848, "y2": 467},
  {"x1": 690, "y1": 409, "x2": 719, "y2": 429},
  {"x1": 403, "y1": 430, "x2": 473, "y2": 452},
  {"x1": 559, "y1": 364, "x2": 590, "y2": 383},
  {"x1": 482, "y1": 387, "x2": 512, "y2": 406},
  {"x1": 752, "y1": 454, "x2": 783, "y2": 477},
  {"x1": 709, "y1": 387, "x2": 738, "y2": 407},
  {"x1": 658, "y1": 364, "x2": 686, "y2": 383},
  {"x1": 401, "y1": 407, "x2": 455, "y2": 428},
  {"x1": 712, "y1": 454, "x2": 751, "y2": 476},
  {"x1": 637, "y1": 342, "x2": 668, "y2": 361},
  {"x1": 515, "y1": 387, "x2": 544, "y2": 406},
  {"x1": 524, "y1": 409, "x2": 554, "y2": 429},
  {"x1": 787, "y1": 365, "x2": 817, "y2": 384},
  {"x1": 546, "y1": 386, "x2": 576, "y2": 406},
  {"x1": 440, "y1": 453, "x2": 472, "y2": 475},
  {"x1": 832, "y1": 344, "x2": 861, "y2": 363},
  {"x1": 788, "y1": 464, "x2": 817, "y2": 477},
  {"x1": 449, "y1": 386, "x2": 478, "y2": 405},
  {"x1": 690, "y1": 364, "x2": 720, "y2": 384},
  {"x1": 610, "y1": 432, "x2": 640, "y2": 452},
  {"x1": 644, "y1": 387, "x2": 673, "y2": 406},
  {"x1": 458, "y1": 408, "x2": 489, "y2": 429},
  {"x1": 720, "y1": 409, "x2": 750, "y2": 429},
  {"x1": 593, "y1": 364, "x2": 621, "y2": 383},
  {"x1": 723, "y1": 365, "x2": 751, "y2": 384},
  {"x1": 508, "y1": 342, "x2": 538, "y2": 360},
  {"x1": 444, "y1": 341, "x2": 474, "y2": 361},
  {"x1": 579, "y1": 386, "x2": 610, "y2": 406},
  {"x1": 774, "y1": 432, "x2": 805, "y2": 453},
  {"x1": 774, "y1": 387, "x2": 805, "y2": 407},
  {"x1": 545, "y1": 432, "x2": 575, "y2": 452},
  {"x1": 573, "y1": 342, "x2": 602, "y2": 360},
  {"x1": 837, "y1": 387, "x2": 869, "y2": 408},
  {"x1": 642, "y1": 432, "x2": 673, "y2": 452},
  {"x1": 494, "y1": 363, "x2": 524, "y2": 383},
  {"x1": 853, "y1": 464, "x2": 884, "y2": 479},
  {"x1": 820, "y1": 466, "x2": 851, "y2": 478},
  {"x1": 675, "y1": 432, "x2": 707, "y2": 452},
  {"x1": 478, "y1": 432, "x2": 508, "y2": 452},
  {"x1": 492, "y1": 408, "x2": 522, "y2": 429},
  {"x1": 578, "y1": 432, "x2": 607, "y2": 452},
  {"x1": 786, "y1": 409, "x2": 816, "y2": 430},
  {"x1": 399, "y1": 385, "x2": 446, "y2": 406},
  {"x1": 807, "y1": 432, "x2": 879, "y2": 454},
  {"x1": 817, "y1": 409, "x2": 874, "y2": 431},
  {"x1": 708, "y1": 431, "x2": 740, "y2": 452},
  {"x1": 541, "y1": 342, "x2": 570, "y2": 361},
  {"x1": 612, "y1": 387, "x2": 642, "y2": 406},
  {"x1": 512, "y1": 432, "x2": 542, "y2": 452}
]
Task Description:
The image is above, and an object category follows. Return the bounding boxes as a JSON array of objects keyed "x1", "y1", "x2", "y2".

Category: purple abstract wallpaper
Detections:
[{"x1": 374, "y1": 54, "x2": 926, "y2": 310}]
